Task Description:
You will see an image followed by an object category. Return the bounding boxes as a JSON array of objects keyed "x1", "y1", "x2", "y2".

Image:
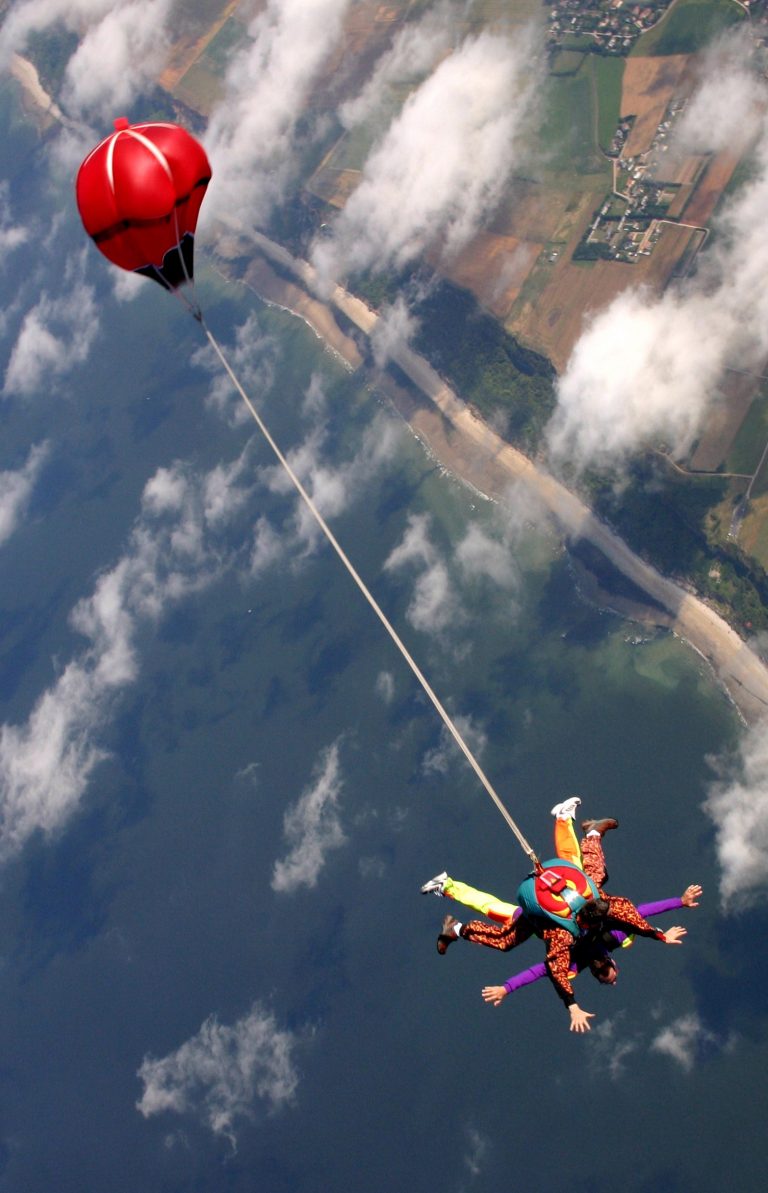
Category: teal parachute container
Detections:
[{"x1": 516, "y1": 858, "x2": 600, "y2": 938}]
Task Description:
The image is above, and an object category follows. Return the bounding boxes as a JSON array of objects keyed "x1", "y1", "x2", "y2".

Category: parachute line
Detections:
[{"x1": 200, "y1": 318, "x2": 538, "y2": 864}]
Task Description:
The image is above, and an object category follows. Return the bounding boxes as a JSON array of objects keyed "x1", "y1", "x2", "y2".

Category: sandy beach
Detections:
[{"x1": 216, "y1": 225, "x2": 768, "y2": 725}]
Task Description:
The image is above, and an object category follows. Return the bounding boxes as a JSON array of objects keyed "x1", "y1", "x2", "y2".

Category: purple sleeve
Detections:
[
  {"x1": 610, "y1": 897, "x2": 684, "y2": 946},
  {"x1": 504, "y1": 962, "x2": 547, "y2": 993},
  {"x1": 637, "y1": 897, "x2": 684, "y2": 917},
  {"x1": 502, "y1": 898, "x2": 686, "y2": 992}
]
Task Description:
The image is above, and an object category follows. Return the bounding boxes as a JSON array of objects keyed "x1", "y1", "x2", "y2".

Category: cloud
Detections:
[
  {"x1": 63, "y1": 0, "x2": 173, "y2": 116},
  {"x1": 136, "y1": 1002, "x2": 299, "y2": 1144},
  {"x1": 455, "y1": 523, "x2": 519, "y2": 589},
  {"x1": 271, "y1": 740, "x2": 346, "y2": 893},
  {"x1": 203, "y1": 0, "x2": 352, "y2": 230},
  {"x1": 0, "y1": 440, "x2": 49, "y2": 546},
  {"x1": 705, "y1": 721, "x2": 768, "y2": 909},
  {"x1": 0, "y1": 455, "x2": 254, "y2": 860},
  {"x1": 338, "y1": 1, "x2": 457, "y2": 131},
  {"x1": 547, "y1": 60, "x2": 768, "y2": 473},
  {"x1": 3, "y1": 254, "x2": 99, "y2": 397},
  {"x1": 651, "y1": 1012, "x2": 717, "y2": 1072},
  {"x1": 0, "y1": 181, "x2": 29, "y2": 262},
  {"x1": 0, "y1": 0, "x2": 175, "y2": 117},
  {"x1": 384, "y1": 512, "x2": 519, "y2": 635},
  {"x1": 588, "y1": 1014, "x2": 639, "y2": 1081},
  {"x1": 370, "y1": 297, "x2": 419, "y2": 368},
  {"x1": 672, "y1": 29, "x2": 763, "y2": 155},
  {"x1": 311, "y1": 28, "x2": 542, "y2": 288},
  {"x1": 375, "y1": 670, "x2": 395, "y2": 704},
  {"x1": 262, "y1": 404, "x2": 401, "y2": 554},
  {"x1": 191, "y1": 313, "x2": 277, "y2": 427},
  {"x1": 422, "y1": 713, "x2": 487, "y2": 777},
  {"x1": 463, "y1": 1125, "x2": 491, "y2": 1180},
  {"x1": 384, "y1": 512, "x2": 460, "y2": 633}
]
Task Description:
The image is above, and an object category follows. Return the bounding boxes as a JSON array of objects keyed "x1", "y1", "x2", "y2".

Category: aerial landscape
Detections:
[{"x1": 1, "y1": 1, "x2": 767, "y2": 1190}]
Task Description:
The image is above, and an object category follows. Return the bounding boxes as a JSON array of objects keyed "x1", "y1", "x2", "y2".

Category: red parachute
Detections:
[{"x1": 76, "y1": 118, "x2": 211, "y2": 292}]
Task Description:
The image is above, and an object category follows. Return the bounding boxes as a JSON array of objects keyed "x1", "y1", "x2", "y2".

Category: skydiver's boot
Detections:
[
  {"x1": 582, "y1": 818, "x2": 619, "y2": 837},
  {"x1": 421, "y1": 871, "x2": 448, "y2": 896},
  {"x1": 551, "y1": 796, "x2": 582, "y2": 820},
  {"x1": 436, "y1": 914, "x2": 461, "y2": 954}
]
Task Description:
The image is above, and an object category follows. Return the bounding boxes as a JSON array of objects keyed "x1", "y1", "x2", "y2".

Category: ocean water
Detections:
[{"x1": 0, "y1": 87, "x2": 761, "y2": 1193}]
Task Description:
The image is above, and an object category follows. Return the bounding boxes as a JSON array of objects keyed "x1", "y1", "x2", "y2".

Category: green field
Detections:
[
  {"x1": 632, "y1": 0, "x2": 744, "y2": 56},
  {"x1": 727, "y1": 388, "x2": 768, "y2": 479},
  {"x1": 541, "y1": 68, "x2": 608, "y2": 177},
  {"x1": 590, "y1": 55, "x2": 625, "y2": 153}
]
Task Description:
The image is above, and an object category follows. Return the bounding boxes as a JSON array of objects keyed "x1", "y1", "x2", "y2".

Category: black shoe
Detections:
[
  {"x1": 436, "y1": 914, "x2": 460, "y2": 954},
  {"x1": 582, "y1": 818, "x2": 619, "y2": 837}
]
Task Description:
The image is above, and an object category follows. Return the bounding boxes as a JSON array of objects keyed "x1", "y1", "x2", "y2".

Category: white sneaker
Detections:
[
  {"x1": 420, "y1": 870, "x2": 448, "y2": 896},
  {"x1": 550, "y1": 796, "x2": 581, "y2": 820}
]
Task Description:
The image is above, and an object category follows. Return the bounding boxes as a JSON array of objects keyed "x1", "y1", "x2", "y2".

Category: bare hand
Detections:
[
  {"x1": 681, "y1": 884, "x2": 702, "y2": 907},
  {"x1": 663, "y1": 925, "x2": 687, "y2": 944},
  {"x1": 568, "y1": 1004, "x2": 595, "y2": 1033},
  {"x1": 482, "y1": 985, "x2": 508, "y2": 1007}
]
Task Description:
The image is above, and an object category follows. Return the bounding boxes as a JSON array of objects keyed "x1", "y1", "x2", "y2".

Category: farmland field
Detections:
[
  {"x1": 632, "y1": 0, "x2": 745, "y2": 57},
  {"x1": 620, "y1": 54, "x2": 690, "y2": 156}
]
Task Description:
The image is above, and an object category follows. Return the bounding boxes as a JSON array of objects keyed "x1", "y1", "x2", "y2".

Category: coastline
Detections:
[{"x1": 212, "y1": 224, "x2": 768, "y2": 725}]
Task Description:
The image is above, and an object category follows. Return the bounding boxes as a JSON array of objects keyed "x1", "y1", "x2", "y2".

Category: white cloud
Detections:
[
  {"x1": 422, "y1": 712, "x2": 487, "y2": 777},
  {"x1": 271, "y1": 740, "x2": 346, "y2": 892},
  {"x1": 705, "y1": 721, "x2": 768, "y2": 909},
  {"x1": 0, "y1": 440, "x2": 49, "y2": 546},
  {"x1": 63, "y1": 0, "x2": 173, "y2": 116},
  {"x1": 311, "y1": 28, "x2": 542, "y2": 288},
  {"x1": 0, "y1": 181, "x2": 29, "y2": 261},
  {"x1": 384, "y1": 512, "x2": 460, "y2": 633},
  {"x1": 547, "y1": 61, "x2": 768, "y2": 473},
  {"x1": 651, "y1": 1012, "x2": 716, "y2": 1072},
  {"x1": 463, "y1": 1125, "x2": 490, "y2": 1180},
  {"x1": 588, "y1": 1014, "x2": 639, "y2": 1081},
  {"x1": 370, "y1": 297, "x2": 419, "y2": 368},
  {"x1": 192, "y1": 313, "x2": 277, "y2": 427},
  {"x1": 249, "y1": 515, "x2": 284, "y2": 577},
  {"x1": 3, "y1": 254, "x2": 98, "y2": 397},
  {"x1": 455, "y1": 523, "x2": 518, "y2": 589},
  {"x1": 338, "y1": 1, "x2": 457, "y2": 130},
  {"x1": 0, "y1": 456, "x2": 254, "y2": 860},
  {"x1": 203, "y1": 0, "x2": 352, "y2": 230},
  {"x1": 262, "y1": 405, "x2": 401, "y2": 554},
  {"x1": 672, "y1": 30, "x2": 763, "y2": 155},
  {"x1": 384, "y1": 512, "x2": 519, "y2": 636},
  {"x1": 0, "y1": 0, "x2": 175, "y2": 116},
  {"x1": 375, "y1": 670, "x2": 395, "y2": 704},
  {"x1": 136, "y1": 1002, "x2": 299, "y2": 1144}
]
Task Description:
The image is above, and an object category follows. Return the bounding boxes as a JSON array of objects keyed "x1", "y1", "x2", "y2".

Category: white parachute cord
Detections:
[{"x1": 200, "y1": 317, "x2": 538, "y2": 864}]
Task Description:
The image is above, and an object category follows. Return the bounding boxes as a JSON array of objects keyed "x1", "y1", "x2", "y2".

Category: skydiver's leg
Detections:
[
  {"x1": 580, "y1": 833, "x2": 608, "y2": 888},
  {"x1": 580, "y1": 821, "x2": 618, "y2": 887},
  {"x1": 443, "y1": 877, "x2": 518, "y2": 923},
  {"x1": 554, "y1": 818, "x2": 583, "y2": 868},
  {"x1": 459, "y1": 912, "x2": 534, "y2": 952},
  {"x1": 550, "y1": 797, "x2": 583, "y2": 867}
]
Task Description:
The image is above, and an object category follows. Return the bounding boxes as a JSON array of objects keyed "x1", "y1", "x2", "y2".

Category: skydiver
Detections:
[{"x1": 420, "y1": 797, "x2": 690, "y2": 1032}]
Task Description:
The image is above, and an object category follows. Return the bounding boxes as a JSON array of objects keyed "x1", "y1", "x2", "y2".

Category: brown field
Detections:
[
  {"x1": 497, "y1": 180, "x2": 577, "y2": 243},
  {"x1": 309, "y1": 167, "x2": 363, "y2": 208},
  {"x1": 738, "y1": 495, "x2": 768, "y2": 571},
  {"x1": 621, "y1": 55, "x2": 691, "y2": 157},
  {"x1": 682, "y1": 150, "x2": 741, "y2": 225},
  {"x1": 509, "y1": 220, "x2": 697, "y2": 371},
  {"x1": 160, "y1": 0, "x2": 245, "y2": 91},
  {"x1": 310, "y1": 1, "x2": 407, "y2": 104},
  {"x1": 442, "y1": 234, "x2": 541, "y2": 318},
  {"x1": 690, "y1": 372, "x2": 762, "y2": 472}
]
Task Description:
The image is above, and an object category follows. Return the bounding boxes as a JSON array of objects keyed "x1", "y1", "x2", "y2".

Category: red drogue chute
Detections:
[{"x1": 76, "y1": 118, "x2": 211, "y2": 291}]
